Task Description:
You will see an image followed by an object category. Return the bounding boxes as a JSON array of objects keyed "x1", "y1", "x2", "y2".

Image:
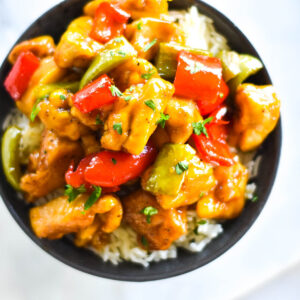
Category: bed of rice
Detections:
[{"x1": 2, "y1": 6, "x2": 260, "y2": 267}]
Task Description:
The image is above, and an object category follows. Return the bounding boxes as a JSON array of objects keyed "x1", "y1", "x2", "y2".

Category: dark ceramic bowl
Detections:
[{"x1": 0, "y1": 0, "x2": 281, "y2": 281}]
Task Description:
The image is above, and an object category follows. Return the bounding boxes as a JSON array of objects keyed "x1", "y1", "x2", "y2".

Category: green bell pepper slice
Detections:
[
  {"x1": 216, "y1": 50, "x2": 241, "y2": 82},
  {"x1": 217, "y1": 50, "x2": 263, "y2": 92},
  {"x1": 35, "y1": 81, "x2": 80, "y2": 99},
  {"x1": 79, "y1": 36, "x2": 137, "y2": 89},
  {"x1": 143, "y1": 144, "x2": 196, "y2": 197},
  {"x1": 228, "y1": 54, "x2": 263, "y2": 92},
  {"x1": 155, "y1": 43, "x2": 212, "y2": 80},
  {"x1": 1, "y1": 126, "x2": 22, "y2": 190}
]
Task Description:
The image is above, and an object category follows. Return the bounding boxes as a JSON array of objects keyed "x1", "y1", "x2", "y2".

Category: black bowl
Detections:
[{"x1": 0, "y1": 0, "x2": 281, "y2": 281}]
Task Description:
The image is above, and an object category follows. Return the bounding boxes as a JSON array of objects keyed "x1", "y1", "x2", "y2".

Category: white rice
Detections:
[
  {"x1": 168, "y1": 6, "x2": 230, "y2": 55},
  {"x1": 2, "y1": 6, "x2": 260, "y2": 267},
  {"x1": 91, "y1": 211, "x2": 222, "y2": 267}
]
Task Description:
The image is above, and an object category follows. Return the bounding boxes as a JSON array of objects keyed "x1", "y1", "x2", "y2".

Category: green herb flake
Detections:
[
  {"x1": 117, "y1": 51, "x2": 126, "y2": 57},
  {"x1": 141, "y1": 206, "x2": 158, "y2": 224},
  {"x1": 156, "y1": 113, "x2": 170, "y2": 128},
  {"x1": 144, "y1": 99, "x2": 156, "y2": 111},
  {"x1": 111, "y1": 158, "x2": 117, "y2": 165},
  {"x1": 128, "y1": 86, "x2": 134, "y2": 92},
  {"x1": 251, "y1": 195, "x2": 258, "y2": 203},
  {"x1": 30, "y1": 97, "x2": 46, "y2": 122},
  {"x1": 110, "y1": 51, "x2": 115, "y2": 57},
  {"x1": 185, "y1": 61, "x2": 203, "y2": 74},
  {"x1": 95, "y1": 114, "x2": 103, "y2": 125},
  {"x1": 192, "y1": 117, "x2": 213, "y2": 137},
  {"x1": 124, "y1": 95, "x2": 132, "y2": 102},
  {"x1": 141, "y1": 68, "x2": 155, "y2": 80},
  {"x1": 193, "y1": 227, "x2": 199, "y2": 235},
  {"x1": 198, "y1": 220, "x2": 207, "y2": 225},
  {"x1": 199, "y1": 192, "x2": 205, "y2": 199},
  {"x1": 141, "y1": 236, "x2": 148, "y2": 247},
  {"x1": 60, "y1": 94, "x2": 66, "y2": 100},
  {"x1": 114, "y1": 37, "x2": 122, "y2": 43},
  {"x1": 84, "y1": 185, "x2": 102, "y2": 210},
  {"x1": 137, "y1": 22, "x2": 142, "y2": 30},
  {"x1": 113, "y1": 123, "x2": 123, "y2": 135},
  {"x1": 64, "y1": 184, "x2": 86, "y2": 203},
  {"x1": 175, "y1": 161, "x2": 189, "y2": 175},
  {"x1": 144, "y1": 38, "x2": 157, "y2": 52},
  {"x1": 109, "y1": 85, "x2": 123, "y2": 97}
]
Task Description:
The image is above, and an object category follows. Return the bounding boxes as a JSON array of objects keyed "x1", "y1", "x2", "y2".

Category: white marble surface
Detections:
[{"x1": 0, "y1": 0, "x2": 300, "y2": 299}]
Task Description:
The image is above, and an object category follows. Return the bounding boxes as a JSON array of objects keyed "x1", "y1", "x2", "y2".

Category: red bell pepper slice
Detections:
[
  {"x1": 65, "y1": 155, "x2": 94, "y2": 188},
  {"x1": 197, "y1": 78, "x2": 229, "y2": 116},
  {"x1": 84, "y1": 145, "x2": 157, "y2": 187},
  {"x1": 174, "y1": 51, "x2": 227, "y2": 116},
  {"x1": 73, "y1": 74, "x2": 116, "y2": 113},
  {"x1": 4, "y1": 51, "x2": 40, "y2": 101},
  {"x1": 192, "y1": 106, "x2": 234, "y2": 167},
  {"x1": 90, "y1": 2, "x2": 130, "y2": 43}
]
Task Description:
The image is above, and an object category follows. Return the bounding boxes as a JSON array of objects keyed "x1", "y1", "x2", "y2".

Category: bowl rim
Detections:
[{"x1": 0, "y1": 0, "x2": 282, "y2": 282}]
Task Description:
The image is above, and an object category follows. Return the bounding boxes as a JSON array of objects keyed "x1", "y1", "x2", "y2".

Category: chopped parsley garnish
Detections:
[
  {"x1": 141, "y1": 206, "x2": 158, "y2": 224},
  {"x1": 141, "y1": 68, "x2": 155, "y2": 80},
  {"x1": 141, "y1": 236, "x2": 148, "y2": 247},
  {"x1": 128, "y1": 86, "x2": 134, "y2": 92},
  {"x1": 111, "y1": 158, "x2": 117, "y2": 165},
  {"x1": 124, "y1": 95, "x2": 132, "y2": 102},
  {"x1": 156, "y1": 113, "x2": 170, "y2": 128},
  {"x1": 198, "y1": 220, "x2": 207, "y2": 225},
  {"x1": 199, "y1": 192, "x2": 205, "y2": 199},
  {"x1": 144, "y1": 38, "x2": 157, "y2": 52},
  {"x1": 144, "y1": 99, "x2": 156, "y2": 111},
  {"x1": 110, "y1": 51, "x2": 115, "y2": 57},
  {"x1": 250, "y1": 195, "x2": 258, "y2": 203},
  {"x1": 137, "y1": 22, "x2": 142, "y2": 30},
  {"x1": 65, "y1": 184, "x2": 86, "y2": 203},
  {"x1": 95, "y1": 114, "x2": 103, "y2": 125},
  {"x1": 110, "y1": 85, "x2": 123, "y2": 97},
  {"x1": 185, "y1": 61, "x2": 203, "y2": 74},
  {"x1": 30, "y1": 96, "x2": 47, "y2": 122},
  {"x1": 60, "y1": 94, "x2": 66, "y2": 100},
  {"x1": 117, "y1": 51, "x2": 126, "y2": 57},
  {"x1": 192, "y1": 117, "x2": 213, "y2": 137},
  {"x1": 175, "y1": 161, "x2": 189, "y2": 175},
  {"x1": 84, "y1": 185, "x2": 102, "y2": 210},
  {"x1": 113, "y1": 123, "x2": 123, "y2": 134},
  {"x1": 114, "y1": 37, "x2": 122, "y2": 43}
]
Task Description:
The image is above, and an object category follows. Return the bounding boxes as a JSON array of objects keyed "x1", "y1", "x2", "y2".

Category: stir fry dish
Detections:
[{"x1": 2, "y1": 0, "x2": 280, "y2": 265}]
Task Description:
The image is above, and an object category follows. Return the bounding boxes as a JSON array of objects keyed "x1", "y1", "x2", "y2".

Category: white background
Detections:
[{"x1": 0, "y1": 0, "x2": 299, "y2": 299}]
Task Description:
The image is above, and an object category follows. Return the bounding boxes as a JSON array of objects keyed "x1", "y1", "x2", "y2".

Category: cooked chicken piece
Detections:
[
  {"x1": 16, "y1": 57, "x2": 67, "y2": 116},
  {"x1": 54, "y1": 16, "x2": 103, "y2": 69},
  {"x1": 109, "y1": 58, "x2": 158, "y2": 91},
  {"x1": 165, "y1": 97, "x2": 201, "y2": 144},
  {"x1": 38, "y1": 90, "x2": 89, "y2": 141},
  {"x1": 142, "y1": 154, "x2": 216, "y2": 209},
  {"x1": 20, "y1": 130, "x2": 83, "y2": 201},
  {"x1": 74, "y1": 216, "x2": 111, "y2": 249},
  {"x1": 125, "y1": 18, "x2": 185, "y2": 60},
  {"x1": 123, "y1": 190, "x2": 186, "y2": 250},
  {"x1": 70, "y1": 104, "x2": 112, "y2": 131},
  {"x1": 196, "y1": 160, "x2": 248, "y2": 219},
  {"x1": 81, "y1": 134, "x2": 101, "y2": 155},
  {"x1": 232, "y1": 84, "x2": 280, "y2": 152},
  {"x1": 30, "y1": 193, "x2": 122, "y2": 239},
  {"x1": 84, "y1": 0, "x2": 168, "y2": 20},
  {"x1": 101, "y1": 78, "x2": 174, "y2": 155},
  {"x1": 149, "y1": 126, "x2": 170, "y2": 149},
  {"x1": 8, "y1": 36, "x2": 55, "y2": 64}
]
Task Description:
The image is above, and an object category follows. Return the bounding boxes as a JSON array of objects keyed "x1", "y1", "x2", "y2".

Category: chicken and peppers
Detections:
[{"x1": 2, "y1": 0, "x2": 280, "y2": 261}]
